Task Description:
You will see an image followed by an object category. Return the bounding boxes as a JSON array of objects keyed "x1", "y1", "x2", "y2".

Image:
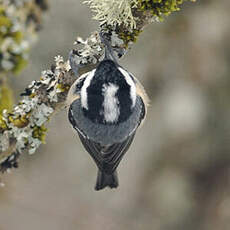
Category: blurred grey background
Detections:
[{"x1": 1, "y1": 0, "x2": 230, "y2": 229}]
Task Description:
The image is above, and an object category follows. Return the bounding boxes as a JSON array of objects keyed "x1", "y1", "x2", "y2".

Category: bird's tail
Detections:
[{"x1": 95, "y1": 170, "x2": 118, "y2": 191}]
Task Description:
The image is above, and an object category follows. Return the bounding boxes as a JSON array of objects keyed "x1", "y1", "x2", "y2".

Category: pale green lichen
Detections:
[
  {"x1": 84, "y1": 0, "x2": 196, "y2": 49},
  {"x1": 84, "y1": 0, "x2": 138, "y2": 30}
]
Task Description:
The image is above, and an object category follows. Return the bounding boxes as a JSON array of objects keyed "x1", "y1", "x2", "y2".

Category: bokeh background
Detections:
[{"x1": 1, "y1": 0, "x2": 230, "y2": 229}]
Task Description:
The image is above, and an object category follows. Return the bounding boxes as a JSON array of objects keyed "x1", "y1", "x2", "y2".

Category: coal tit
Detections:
[{"x1": 67, "y1": 37, "x2": 149, "y2": 190}]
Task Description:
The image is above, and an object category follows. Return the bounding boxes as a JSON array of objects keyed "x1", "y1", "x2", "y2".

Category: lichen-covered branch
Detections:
[
  {"x1": 85, "y1": 0, "x2": 196, "y2": 48},
  {"x1": 0, "y1": 56, "x2": 72, "y2": 166},
  {"x1": 0, "y1": 0, "x2": 195, "y2": 181},
  {"x1": 0, "y1": 0, "x2": 49, "y2": 140}
]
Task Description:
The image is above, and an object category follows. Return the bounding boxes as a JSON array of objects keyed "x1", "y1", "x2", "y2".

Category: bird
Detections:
[{"x1": 66, "y1": 36, "x2": 149, "y2": 190}]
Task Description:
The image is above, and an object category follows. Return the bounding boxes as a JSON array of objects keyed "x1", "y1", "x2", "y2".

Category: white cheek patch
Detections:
[
  {"x1": 118, "y1": 67, "x2": 136, "y2": 107},
  {"x1": 80, "y1": 69, "x2": 96, "y2": 110},
  {"x1": 102, "y1": 83, "x2": 120, "y2": 123}
]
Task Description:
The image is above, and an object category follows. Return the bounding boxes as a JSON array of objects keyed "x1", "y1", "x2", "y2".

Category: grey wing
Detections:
[
  {"x1": 68, "y1": 105, "x2": 135, "y2": 174},
  {"x1": 68, "y1": 89, "x2": 146, "y2": 174},
  {"x1": 78, "y1": 131, "x2": 136, "y2": 174}
]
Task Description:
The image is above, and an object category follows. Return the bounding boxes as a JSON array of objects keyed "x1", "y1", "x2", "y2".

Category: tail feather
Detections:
[{"x1": 95, "y1": 170, "x2": 119, "y2": 191}]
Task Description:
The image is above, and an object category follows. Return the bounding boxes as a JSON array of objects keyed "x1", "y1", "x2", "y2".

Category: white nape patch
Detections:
[
  {"x1": 118, "y1": 67, "x2": 136, "y2": 107},
  {"x1": 102, "y1": 83, "x2": 120, "y2": 123},
  {"x1": 80, "y1": 69, "x2": 96, "y2": 109}
]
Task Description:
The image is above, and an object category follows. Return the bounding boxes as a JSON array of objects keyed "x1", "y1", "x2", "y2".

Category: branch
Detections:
[
  {"x1": 0, "y1": 0, "x2": 49, "y2": 139},
  {"x1": 0, "y1": 0, "x2": 195, "y2": 180}
]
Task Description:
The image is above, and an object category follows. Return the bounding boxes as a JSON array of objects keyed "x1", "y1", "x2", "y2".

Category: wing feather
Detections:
[{"x1": 78, "y1": 131, "x2": 136, "y2": 174}]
